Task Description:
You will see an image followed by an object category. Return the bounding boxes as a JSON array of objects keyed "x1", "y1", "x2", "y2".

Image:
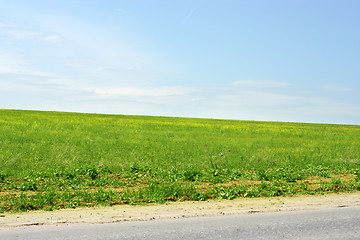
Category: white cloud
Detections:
[
  {"x1": 320, "y1": 84, "x2": 353, "y2": 92},
  {"x1": 0, "y1": 23, "x2": 18, "y2": 27},
  {"x1": 90, "y1": 86, "x2": 194, "y2": 98},
  {"x1": 0, "y1": 29, "x2": 40, "y2": 39},
  {"x1": 0, "y1": 25, "x2": 63, "y2": 45},
  {"x1": 190, "y1": 87, "x2": 360, "y2": 124},
  {"x1": 0, "y1": 52, "x2": 28, "y2": 74},
  {"x1": 216, "y1": 91, "x2": 300, "y2": 107},
  {"x1": 40, "y1": 34, "x2": 62, "y2": 44},
  {"x1": 0, "y1": 49, "x2": 66, "y2": 79},
  {"x1": 231, "y1": 80, "x2": 291, "y2": 88}
]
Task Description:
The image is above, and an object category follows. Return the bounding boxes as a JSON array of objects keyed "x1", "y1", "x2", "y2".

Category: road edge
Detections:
[{"x1": 1, "y1": 192, "x2": 360, "y2": 229}]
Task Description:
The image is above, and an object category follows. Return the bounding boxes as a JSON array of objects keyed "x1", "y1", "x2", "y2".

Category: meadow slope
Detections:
[{"x1": 0, "y1": 109, "x2": 359, "y2": 212}]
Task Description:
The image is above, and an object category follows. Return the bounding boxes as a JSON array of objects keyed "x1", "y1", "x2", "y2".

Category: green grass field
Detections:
[{"x1": 1, "y1": 109, "x2": 359, "y2": 212}]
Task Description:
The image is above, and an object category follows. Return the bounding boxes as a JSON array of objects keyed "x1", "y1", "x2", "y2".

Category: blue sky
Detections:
[{"x1": 0, "y1": 0, "x2": 359, "y2": 124}]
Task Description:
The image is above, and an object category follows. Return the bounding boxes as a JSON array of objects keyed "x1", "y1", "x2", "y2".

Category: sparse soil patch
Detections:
[{"x1": 1, "y1": 192, "x2": 360, "y2": 228}]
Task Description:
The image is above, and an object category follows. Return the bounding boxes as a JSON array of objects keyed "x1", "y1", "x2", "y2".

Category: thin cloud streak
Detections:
[
  {"x1": 182, "y1": 7, "x2": 197, "y2": 24},
  {"x1": 91, "y1": 86, "x2": 194, "y2": 98},
  {"x1": 231, "y1": 80, "x2": 291, "y2": 88},
  {"x1": 320, "y1": 84, "x2": 353, "y2": 92},
  {"x1": 0, "y1": 28, "x2": 63, "y2": 45}
]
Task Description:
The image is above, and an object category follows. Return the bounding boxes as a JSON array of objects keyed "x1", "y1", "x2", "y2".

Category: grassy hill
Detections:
[{"x1": 0, "y1": 109, "x2": 359, "y2": 212}]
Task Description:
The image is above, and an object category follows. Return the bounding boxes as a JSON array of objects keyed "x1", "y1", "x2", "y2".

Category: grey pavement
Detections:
[{"x1": 1, "y1": 206, "x2": 360, "y2": 240}]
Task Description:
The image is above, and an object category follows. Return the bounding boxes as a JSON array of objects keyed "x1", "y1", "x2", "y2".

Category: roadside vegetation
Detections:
[{"x1": 0, "y1": 109, "x2": 359, "y2": 212}]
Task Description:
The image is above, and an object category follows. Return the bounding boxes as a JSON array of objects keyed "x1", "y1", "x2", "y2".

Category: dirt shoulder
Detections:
[{"x1": 1, "y1": 192, "x2": 360, "y2": 229}]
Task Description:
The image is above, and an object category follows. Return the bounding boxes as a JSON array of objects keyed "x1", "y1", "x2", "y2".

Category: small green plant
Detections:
[
  {"x1": 204, "y1": 144, "x2": 232, "y2": 175},
  {"x1": 0, "y1": 172, "x2": 5, "y2": 182},
  {"x1": 354, "y1": 170, "x2": 360, "y2": 182},
  {"x1": 183, "y1": 169, "x2": 200, "y2": 182},
  {"x1": 86, "y1": 167, "x2": 99, "y2": 180},
  {"x1": 94, "y1": 189, "x2": 116, "y2": 203},
  {"x1": 19, "y1": 180, "x2": 38, "y2": 191}
]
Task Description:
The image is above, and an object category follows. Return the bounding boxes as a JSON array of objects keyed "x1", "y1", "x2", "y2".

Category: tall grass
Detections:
[{"x1": 0, "y1": 109, "x2": 359, "y2": 212}]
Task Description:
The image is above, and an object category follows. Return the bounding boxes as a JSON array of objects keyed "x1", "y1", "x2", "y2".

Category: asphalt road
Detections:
[{"x1": 1, "y1": 206, "x2": 360, "y2": 240}]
